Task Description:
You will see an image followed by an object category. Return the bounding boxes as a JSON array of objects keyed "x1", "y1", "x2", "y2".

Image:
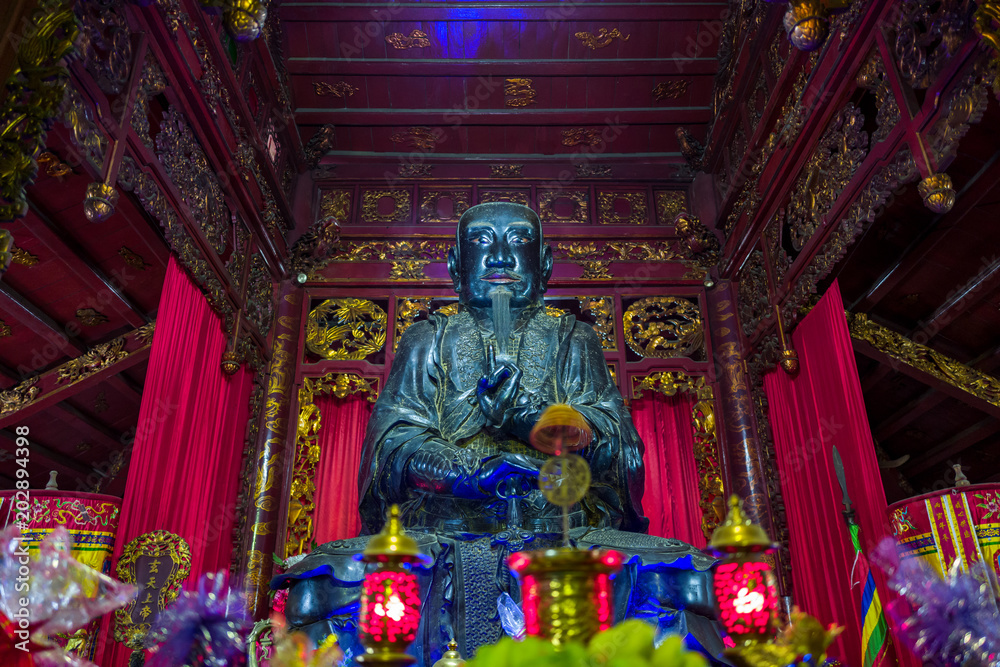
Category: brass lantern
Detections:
[
  {"x1": 357, "y1": 505, "x2": 429, "y2": 667},
  {"x1": 707, "y1": 496, "x2": 779, "y2": 648}
]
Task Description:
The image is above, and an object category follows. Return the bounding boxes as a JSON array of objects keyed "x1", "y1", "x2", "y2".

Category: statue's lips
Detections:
[{"x1": 481, "y1": 273, "x2": 521, "y2": 284}]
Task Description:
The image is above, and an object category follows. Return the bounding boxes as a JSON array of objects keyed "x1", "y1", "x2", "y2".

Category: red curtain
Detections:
[
  {"x1": 763, "y1": 281, "x2": 904, "y2": 666},
  {"x1": 100, "y1": 256, "x2": 253, "y2": 667},
  {"x1": 312, "y1": 394, "x2": 373, "y2": 542},
  {"x1": 632, "y1": 391, "x2": 705, "y2": 547}
]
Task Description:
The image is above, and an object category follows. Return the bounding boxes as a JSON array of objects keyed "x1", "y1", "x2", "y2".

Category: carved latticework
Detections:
[
  {"x1": 306, "y1": 298, "x2": 388, "y2": 360},
  {"x1": 286, "y1": 374, "x2": 379, "y2": 558},
  {"x1": 623, "y1": 296, "x2": 703, "y2": 359}
]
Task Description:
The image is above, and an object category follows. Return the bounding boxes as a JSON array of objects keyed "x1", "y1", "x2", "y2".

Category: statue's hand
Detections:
[
  {"x1": 477, "y1": 346, "x2": 522, "y2": 427},
  {"x1": 476, "y1": 452, "x2": 540, "y2": 497}
]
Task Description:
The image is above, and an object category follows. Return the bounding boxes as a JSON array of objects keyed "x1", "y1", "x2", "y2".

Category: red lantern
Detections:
[
  {"x1": 712, "y1": 559, "x2": 778, "y2": 642},
  {"x1": 707, "y1": 496, "x2": 779, "y2": 647},
  {"x1": 357, "y1": 505, "x2": 430, "y2": 667}
]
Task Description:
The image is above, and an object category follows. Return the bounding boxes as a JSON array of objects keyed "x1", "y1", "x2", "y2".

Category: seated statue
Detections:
[{"x1": 273, "y1": 202, "x2": 723, "y2": 665}]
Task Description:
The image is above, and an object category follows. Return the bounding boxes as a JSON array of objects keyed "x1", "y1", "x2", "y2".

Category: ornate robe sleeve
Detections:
[{"x1": 357, "y1": 317, "x2": 452, "y2": 534}]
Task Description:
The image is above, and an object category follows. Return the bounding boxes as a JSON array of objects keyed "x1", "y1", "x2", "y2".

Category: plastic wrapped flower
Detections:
[{"x1": 0, "y1": 525, "x2": 136, "y2": 667}]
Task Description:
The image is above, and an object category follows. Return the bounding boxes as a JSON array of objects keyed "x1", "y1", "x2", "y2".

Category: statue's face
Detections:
[{"x1": 448, "y1": 203, "x2": 553, "y2": 308}]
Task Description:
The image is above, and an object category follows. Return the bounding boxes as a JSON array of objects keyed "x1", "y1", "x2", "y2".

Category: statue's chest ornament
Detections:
[{"x1": 444, "y1": 311, "x2": 555, "y2": 392}]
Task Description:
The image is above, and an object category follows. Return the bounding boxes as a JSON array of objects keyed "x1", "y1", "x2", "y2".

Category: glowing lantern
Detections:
[
  {"x1": 508, "y1": 547, "x2": 622, "y2": 646},
  {"x1": 707, "y1": 496, "x2": 779, "y2": 646},
  {"x1": 357, "y1": 505, "x2": 430, "y2": 667}
]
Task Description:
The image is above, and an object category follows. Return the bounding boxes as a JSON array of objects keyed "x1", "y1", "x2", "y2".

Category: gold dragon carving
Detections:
[{"x1": 624, "y1": 296, "x2": 704, "y2": 358}]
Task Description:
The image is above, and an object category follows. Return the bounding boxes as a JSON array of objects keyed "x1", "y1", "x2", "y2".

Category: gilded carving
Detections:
[
  {"x1": 385, "y1": 30, "x2": 431, "y2": 49},
  {"x1": 156, "y1": 108, "x2": 232, "y2": 255},
  {"x1": 561, "y1": 128, "x2": 602, "y2": 147},
  {"x1": 286, "y1": 373, "x2": 378, "y2": 557},
  {"x1": 76, "y1": 308, "x2": 108, "y2": 326},
  {"x1": 926, "y1": 72, "x2": 989, "y2": 164},
  {"x1": 575, "y1": 28, "x2": 630, "y2": 50},
  {"x1": 579, "y1": 261, "x2": 613, "y2": 280},
  {"x1": 36, "y1": 151, "x2": 71, "y2": 178},
  {"x1": 331, "y1": 239, "x2": 450, "y2": 263},
  {"x1": 11, "y1": 246, "x2": 39, "y2": 266},
  {"x1": 0, "y1": 320, "x2": 10, "y2": 337},
  {"x1": 536, "y1": 190, "x2": 589, "y2": 223},
  {"x1": 131, "y1": 53, "x2": 166, "y2": 151},
  {"x1": 737, "y1": 249, "x2": 770, "y2": 338},
  {"x1": 304, "y1": 125, "x2": 335, "y2": 169},
  {"x1": 623, "y1": 296, "x2": 703, "y2": 358},
  {"x1": 320, "y1": 189, "x2": 352, "y2": 223},
  {"x1": 504, "y1": 79, "x2": 536, "y2": 107},
  {"x1": 578, "y1": 297, "x2": 616, "y2": 350},
  {"x1": 114, "y1": 531, "x2": 191, "y2": 651},
  {"x1": 786, "y1": 103, "x2": 869, "y2": 251},
  {"x1": 782, "y1": 149, "x2": 917, "y2": 326},
  {"x1": 361, "y1": 189, "x2": 412, "y2": 223},
  {"x1": 57, "y1": 338, "x2": 128, "y2": 384},
  {"x1": 675, "y1": 212, "x2": 720, "y2": 267},
  {"x1": 975, "y1": 2, "x2": 1000, "y2": 91},
  {"x1": 554, "y1": 240, "x2": 679, "y2": 263},
  {"x1": 0, "y1": 0, "x2": 78, "y2": 220},
  {"x1": 389, "y1": 260, "x2": 430, "y2": 281},
  {"x1": 0, "y1": 378, "x2": 39, "y2": 419},
  {"x1": 575, "y1": 164, "x2": 612, "y2": 178},
  {"x1": 652, "y1": 80, "x2": 690, "y2": 101},
  {"x1": 399, "y1": 163, "x2": 432, "y2": 178},
  {"x1": 305, "y1": 298, "x2": 387, "y2": 360},
  {"x1": 894, "y1": 0, "x2": 977, "y2": 89},
  {"x1": 395, "y1": 297, "x2": 435, "y2": 351},
  {"x1": 856, "y1": 50, "x2": 900, "y2": 145},
  {"x1": 490, "y1": 164, "x2": 524, "y2": 178},
  {"x1": 479, "y1": 189, "x2": 529, "y2": 205},
  {"x1": 419, "y1": 190, "x2": 471, "y2": 224},
  {"x1": 390, "y1": 127, "x2": 439, "y2": 150},
  {"x1": 655, "y1": 191, "x2": 687, "y2": 224},
  {"x1": 847, "y1": 311, "x2": 1000, "y2": 408},
  {"x1": 119, "y1": 246, "x2": 149, "y2": 271},
  {"x1": 597, "y1": 191, "x2": 648, "y2": 225},
  {"x1": 135, "y1": 322, "x2": 156, "y2": 346},
  {"x1": 226, "y1": 219, "x2": 251, "y2": 290},
  {"x1": 313, "y1": 81, "x2": 358, "y2": 97},
  {"x1": 246, "y1": 254, "x2": 275, "y2": 336}
]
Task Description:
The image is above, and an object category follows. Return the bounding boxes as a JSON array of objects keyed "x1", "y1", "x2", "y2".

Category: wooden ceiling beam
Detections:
[
  {"x1": 294, "y1": 107, "x2": 711, "y2": 127},
  {"x1": 281, "y1": 5, "x2": 730, "y2": 22},
  {"x1": 860, "y1": 364, "x2": 894, "y2": 393},
  {"x1": 906, "y1": 418, "x2": 1000, "y2": 477},
  {"x1": 27, "y1": 200, "x2": 151, "y2": 328},
  {"x1": 287, "y1": 59, "x2": 718, "y2": 77},
  {"x1": 850, "y1": 148, "x2": 1000, "y2": 312},
  {"x1": 915, "y1": 262, "x2": 1000, "y2": 343},
  {"x1": 873, "y1": 389, "x2": 950, "y2": 443},
  {"x1": 0, "y1": 429, "x2": 92, "y2": 475},
  {"x1": 55, "y1": 403, "x2": 127, "y2": 452},
  {"x1": 0, "y1": 281, "x2": 87, "y2": 356}
]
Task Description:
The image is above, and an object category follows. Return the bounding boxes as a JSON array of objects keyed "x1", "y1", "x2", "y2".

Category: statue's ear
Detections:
[
  {"x1": 540, "y1": 243, "x2": 553, "y2": 293},
  {"x1": 447, "y1": 246, "x2": 460, "y2": 293}
]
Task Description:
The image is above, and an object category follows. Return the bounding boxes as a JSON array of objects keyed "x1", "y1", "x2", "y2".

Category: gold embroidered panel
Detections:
[{"x1": 654, "y1": 191, "x2": 687, "y2": 224}]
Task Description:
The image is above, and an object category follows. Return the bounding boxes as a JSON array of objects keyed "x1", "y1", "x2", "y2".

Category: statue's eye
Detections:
[{"x1": 509, "y1": 234, "x2": 529, "y2": 245}]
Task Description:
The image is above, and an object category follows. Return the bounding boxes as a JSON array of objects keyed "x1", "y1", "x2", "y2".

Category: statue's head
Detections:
[{"x1": 448, "y1": 202, "x2": 553, "y2": 309}]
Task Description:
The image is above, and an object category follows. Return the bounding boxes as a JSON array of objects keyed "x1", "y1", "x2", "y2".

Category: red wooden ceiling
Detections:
[{"x1": 282, "y1": 1, "x2": 724, "y2": 166}]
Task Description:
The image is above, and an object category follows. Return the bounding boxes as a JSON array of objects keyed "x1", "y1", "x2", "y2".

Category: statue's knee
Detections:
[{"x1": 284, "y1": 577, "x2": 359, "y2": 628}]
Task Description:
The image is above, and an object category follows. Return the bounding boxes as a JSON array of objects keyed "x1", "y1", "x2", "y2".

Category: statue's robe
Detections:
[{"x1": 274, "y1": 307, "x2": 723, "y2": 665}]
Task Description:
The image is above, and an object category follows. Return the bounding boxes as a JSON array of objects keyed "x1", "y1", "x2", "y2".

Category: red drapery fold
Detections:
[
  {"x1": 632, "y1": 391, "x2": 705, "y2": 547},
  {"x1": 102, "y1": 257, "x2": 253, "y2": 667},
  {"x1": 312, "y1": 394, "x2": 373, "y2": 543},
  {"x1": 763, "y1": 281, "x2": 902, "y2": 666}
]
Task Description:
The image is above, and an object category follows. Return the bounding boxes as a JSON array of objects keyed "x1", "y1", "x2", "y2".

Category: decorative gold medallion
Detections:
[
  {"x1": 623, "y1": 296, "x2": 703, "y2": 358},
  {"x1": 305, "y1": 298, "x2": 387, "y2": 360}
]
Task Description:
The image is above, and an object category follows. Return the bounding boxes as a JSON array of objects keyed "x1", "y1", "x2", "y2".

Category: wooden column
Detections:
[
  {"x1": 704, "y1": 280, "x2": 777, "y2": 540},
  {"x1": 238, "y1": 281, "x2": 302, "y2": 617}
]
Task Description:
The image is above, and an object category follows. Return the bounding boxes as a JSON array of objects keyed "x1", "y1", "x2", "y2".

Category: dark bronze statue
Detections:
[{"x1": 274, "y1": 203, "x2": 723, "y2": 665}]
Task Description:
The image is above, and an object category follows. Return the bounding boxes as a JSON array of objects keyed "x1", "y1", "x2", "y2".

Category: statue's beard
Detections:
[{"x1": 490, "y1": 287, "x2": 513, "y2": 356}]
